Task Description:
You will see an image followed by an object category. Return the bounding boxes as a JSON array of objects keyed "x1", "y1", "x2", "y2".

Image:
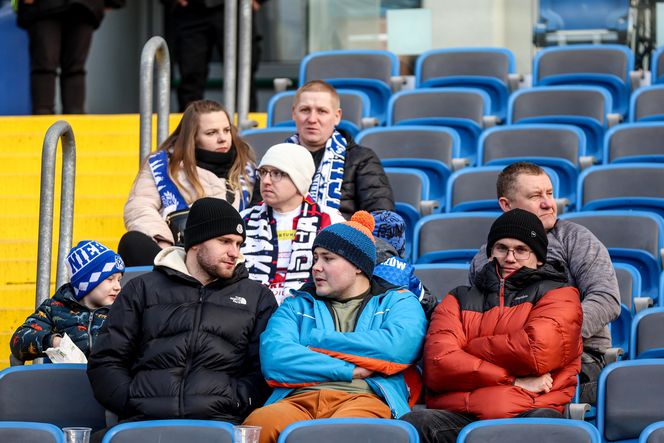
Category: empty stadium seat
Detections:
[
  {"x1": 413, "y1": 212, "x2": 500, "y2": 264},
  {"x1": 457, "y1": 418, "x2": 601, "y2": 443},
  {"x1": 597, "y1": 359, "x2": 664, "y2": 443},
  {"x1": 277, "y1": 418, "x2": 419, "y2": 443},
  {"x1": 639, "y1": 421, "x2": 664, "y2": 443},
  {"x1": 102, "y1": 419, "x2": 234, "y2": 443},
  {"x1": 0, "y1": 364, "x2": 107, "y2": 431},
  {"x1": 267, "y1": 89, "x2": 374, "y2": 137},
  {"x1": 533, "y1": 44, "x2": 634, "y2": 116},
  {"x1": 577, "y1": 164, "x2": 664, "y2": 217},
  {"x1": 629, "y1": 85, "x2": 664, "y2": 123},
  {"x1": 560, "y1": 211, "x2": 664, "y2": 299},
  {"x1": 508, "y1": 86, "x2": 614, "y2": 161},
  {"x1": 629, "y1": 307, "x2": 664, "y2": 360},
  {"x1": 0, "y1": 422, "x2": 65, "y2": 443},
  {"x1": 413, "y1": 263, "x2": 470, "y2": 302},
  {"x1": 388, "y1": 88, "x2": 493, "y2": 163},
  {"x1": 241, "y1": 128, "x2": 293, "y2": 161},
  {"x1": 357, "y1": 125, "x2": 461, "y2": 210},
  {"x1": 614, "y1": 262, "x2": 646, "y2": 312},
  {"x1": 604, "y1": 122, "x2": 664, "y2": 164},
  {"x1": 299, "y1": 50, "x2": 400, "y2": 125},
  {"x1": 415, "y1": 47, "x2": 517, "y2": 120},
  {"x1": 650, "y1": 46, "x2": 664, "y2": 85}
]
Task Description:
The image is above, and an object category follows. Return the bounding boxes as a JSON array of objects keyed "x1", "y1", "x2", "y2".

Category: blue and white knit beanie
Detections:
[
  {"x1": 372, "y1": 210, "x2": 406, "y2": 257},
  {"x1": 66, "y1": 240, "x2": 125, "y2": 300},
  {"x1": 312, "y1": 211, "x2": 377, "y2": 277}
]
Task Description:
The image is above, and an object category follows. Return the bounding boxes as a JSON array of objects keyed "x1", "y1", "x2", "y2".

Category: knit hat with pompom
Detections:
[{"x1": 312, "y1": 210, "x2": 377, "y2": 277}]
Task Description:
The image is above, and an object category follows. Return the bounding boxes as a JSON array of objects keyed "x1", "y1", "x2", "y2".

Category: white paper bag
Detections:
[{"x1": 44, "y1": 333, "x2": 87, "y2": 363}]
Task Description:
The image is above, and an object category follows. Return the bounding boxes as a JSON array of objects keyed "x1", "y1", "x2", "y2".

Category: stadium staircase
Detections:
[{"x1": 0, "y1": 113, "x2": 267, "y2": 369}]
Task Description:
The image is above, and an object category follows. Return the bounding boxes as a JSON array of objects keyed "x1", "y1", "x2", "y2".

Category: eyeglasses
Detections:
[
  {"x1": 492, "y1": 243, "x2": 532, "y2": 260},
  {"x1": 255, "y1": 168, "x2": 289, "y2": 182}
]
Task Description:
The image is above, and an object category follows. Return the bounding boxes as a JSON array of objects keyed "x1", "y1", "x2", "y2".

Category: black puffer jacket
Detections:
[
  {"x1": 17, "y1": 0, "x2": 126, "y2": 29},
  {"x1": 250, "y1": 131, "x2": 395, "y2": 219},
  {"x1": 87, "y1": 249, "x2": 277, "y2": 423}
]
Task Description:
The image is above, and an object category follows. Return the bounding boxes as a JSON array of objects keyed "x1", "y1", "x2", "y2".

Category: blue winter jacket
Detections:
[{"x1": 259, "y1": 279, "x2": 427, "y2": 418}]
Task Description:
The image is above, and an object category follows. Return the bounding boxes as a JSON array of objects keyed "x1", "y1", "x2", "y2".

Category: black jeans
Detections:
[
  {"x1": 117, "y1": 231, "x2": 163, "y2": 267},
  {"x1": 579, "y1": 350, "x2": 605, "y2": 404},
  {"x1": 401, "y1": 408, "x2": 564, "y2": 443},
  {"x1": 27, "y1": 7, "x2": 95, "y2": 114}
]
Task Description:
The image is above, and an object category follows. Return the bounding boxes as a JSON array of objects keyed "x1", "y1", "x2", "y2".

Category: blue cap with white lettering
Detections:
[{"x1": 66, "y1": 240, "x2": 125, "y2": 300}]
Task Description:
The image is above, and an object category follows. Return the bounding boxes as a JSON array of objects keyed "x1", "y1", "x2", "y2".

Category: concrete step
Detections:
[
  {"x1": 0, "y1": 213, "x2": 124, "y2": 238},
  {"x1": 3, "y1": 194, "x2": 127, "y2": 216}
]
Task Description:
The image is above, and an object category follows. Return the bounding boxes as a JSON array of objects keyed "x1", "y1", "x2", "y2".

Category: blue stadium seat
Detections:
[
  {"x1": 121, "y1": 265, "x2": 153, "y2": 287},
  {"x1": 629, "y1": 307, "x2": 664, "y2": 360},
  {"x1": 629, "y1": 85, "x2": 664, "y2": 123},
  {"x1": 508, "y1": 86, "x2": 613, "y2": 162},
  {"x1": 610, "y1": 303, "x2": 632, "y2": 357},
  {"x1": 533, "y1": 44, "x2": 633, "y2": 116},
  {"x1": 415, "y1": 47, "x2": 517, "y2": 120},
  {"x1": 388, "y1": 88, "x2": 492, "y2": 163},
  {"x1": 458, "y1": 418, "x2": 601, "y2": 443},
  {"x1": 639, "y1": 420, "x2": 664, "y2": 443},
  {"x1": 613, "y1": 262, "x2": 645, "y2": 312},
  {"x1": 241, "y1": 127, "x2": 294, "y2": 161},
  {"x1": 102, "y1": 419, "x2": 234, "y2": 443},
  {"x1": 413, "y1": 263, "x2": 470, "y2": 302},
  {"x1": 357, "y1": 125, "x2": 460, "y2": 210},
  {"x1": 597, "y1": 359, "x2": 664, "y2": 443},
  {"x1": 0, "y1": 422, "x2": 65, "y2": 443},
  {"x1": 299, "y1": 50, "x2": 400, "y2": 125},
  {"x1": 278, "y1": 418, "x2": 419, "y2": 443},
  {"x1": 650, "y1": 46, "x2": 664, "y2": 85},
  {"x1": 604, "y1": 122, "x2": 664, "y2": 164},
  {"x1": 478, "y1": 124, "x2": 583, "y2": 205}
]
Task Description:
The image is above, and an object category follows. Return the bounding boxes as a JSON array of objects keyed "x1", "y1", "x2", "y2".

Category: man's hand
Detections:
[
  {"x1": 514, "y1": 373, "x2": 553, "y2": 393},
  {"x1": 177, "y1": 0, "x2": 188, "y2": 6},
  {"x1": 352, "y1": 366, "x2": 374, "y2": 379}
]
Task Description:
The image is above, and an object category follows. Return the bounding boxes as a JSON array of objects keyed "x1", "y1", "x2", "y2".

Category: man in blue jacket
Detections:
[{"x1": 243, "y1": 210, "x2": 427, "y2": 443}]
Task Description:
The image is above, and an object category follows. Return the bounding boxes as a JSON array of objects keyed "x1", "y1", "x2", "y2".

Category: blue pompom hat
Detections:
[
  {"x1": 372, "y1": 210, "x2": 406, "y2": 257},
  {"x1": 312, "y1": 211, "x2": 377, "y2": 277},
  {"x1": 66, "y1": 240, "x2": 125, "y2": 300}
]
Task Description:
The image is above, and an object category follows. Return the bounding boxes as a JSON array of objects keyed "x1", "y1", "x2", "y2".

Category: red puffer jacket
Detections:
[{"x1": 424, "y1": 260, "x2": 583, "y2": 419}]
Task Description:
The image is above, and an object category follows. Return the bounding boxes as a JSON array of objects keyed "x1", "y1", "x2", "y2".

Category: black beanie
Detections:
[
  {"x1": 184, "y1": 197, "x2": 246, "y2": 250},
  {"x1": 486, "y1": 208, "x2": 548, "y2": 262}
]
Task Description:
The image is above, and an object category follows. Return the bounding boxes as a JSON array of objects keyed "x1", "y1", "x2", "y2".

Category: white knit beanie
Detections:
[{"x1": 258, "y1": 143, "x2": 315, "y2": 196}]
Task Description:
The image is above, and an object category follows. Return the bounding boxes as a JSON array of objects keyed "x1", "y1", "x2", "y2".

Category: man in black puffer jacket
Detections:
[
  {"x1": 250, "y1": 80, "x2": 395, "y2": 219},
  {"x1": 88, "y1": 198, "x2": 277, "y2": 440}
]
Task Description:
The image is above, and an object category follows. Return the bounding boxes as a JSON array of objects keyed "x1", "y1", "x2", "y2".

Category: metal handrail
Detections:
[
  {"x1": 36, "y1": 121, "x2": 76, "y2": 307},
  {"x1": 236, "y1": 0, "x2": 253, "y2": 130},
  {"x1": 223, "y1": 0, "x2": 238, "y2": 119},
  {"x1": 139, "y1": 36, "x2": 170, "y2": 165}
]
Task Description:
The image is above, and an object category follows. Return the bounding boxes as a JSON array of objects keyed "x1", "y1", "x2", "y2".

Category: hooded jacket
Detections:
[
  {"x1": 260, "y1": 279, "x2": 427, "y2": 419},
  {"x1": 10, "y1": 283, "x2": 109, "y2": 361},
  {"x1": 425, "y1": 260, "x2": 583, "y2": 419},
  {"x1": 87, "y1": 248, "x2": 277, "y2": 423}
]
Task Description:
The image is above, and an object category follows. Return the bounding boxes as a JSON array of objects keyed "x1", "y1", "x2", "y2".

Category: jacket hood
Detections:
[
  {"x1": 474, "y1": 259, "x2": 569, "y2": 293},
  {"x1": 154, "y1": 246, "x2": 250, "y2": 288},
  {"x1": 53, "y1": 283, "x2": 91, "y2": 308},
  {"x1": 375, "y1": 237, "x2": 399, "y2": 262}
]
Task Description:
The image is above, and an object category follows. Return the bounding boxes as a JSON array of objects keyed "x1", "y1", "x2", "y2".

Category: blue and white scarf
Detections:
[
  {"x1": 237, "y1": 162, "x2": 255, "y2": 212},
  {"x1": 147, "y1": 150, "x2": 188, "y2": 217},
  {"x1": 287, "y1": 130, "x2": 346, "y2": 210}
]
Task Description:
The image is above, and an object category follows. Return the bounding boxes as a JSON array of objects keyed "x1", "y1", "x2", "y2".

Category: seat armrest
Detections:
[
  {"x1": 273, "y1": 77, "x2": 293, "y2": 92},
  {"x1": 607, "y1": 113, "x2": 622, "y2": 127},
  {"x1": 565, "y1": 402, "x2": 591, "y2": 420},
  {"x1": 482, "y1": 115, "x2": 500, "y2": 129},
  {"x1": 421, "y1": 200, "x2": 440, "y2": 216},
  {"x1": 629, "y1": 69, "x2": 644, "y2": 91},
  {"x1": 390, "y1": 75, "x2": 407, "y2": 92},
  {"x1": 238, "y1": 119, "x2": 258, "y2": 131},
  {"x1": 451, "y1": 158, "x2": 470, "y2": 172},
  {"x1": 633, "y1": 297, "x2": 654, "y2": 313},
  {"x1": 578, "y1": 155, "x2": 597, "y2": 170},
  {"x1": 360, "y1": 117, "x2": 379, "y2": 129},
  {"x1": 604, "y1": 347, "x2": 624, "y2": 364},
  {"x1": 555, "y1": 198, "x2": 570, "y2": 215},
  {"x1": 508, "y1": 73, "x2": 523, "y2": 92}
]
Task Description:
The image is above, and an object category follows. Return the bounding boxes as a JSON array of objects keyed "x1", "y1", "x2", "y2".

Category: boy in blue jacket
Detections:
[{"x1": 243, "y1": 211, "x2": 427, "y2": 443}]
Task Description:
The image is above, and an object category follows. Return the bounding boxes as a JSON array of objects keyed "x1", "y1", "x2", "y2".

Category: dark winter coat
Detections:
[
  {"x1": 17, "y1": 0, "x2": 126, "y2": 29},
  {"x1": 10, "y1": 283, "x2": 109, "y2": 361},
  {"x1": 87, "y1": 248, "x2": 277, "y2": 424}
]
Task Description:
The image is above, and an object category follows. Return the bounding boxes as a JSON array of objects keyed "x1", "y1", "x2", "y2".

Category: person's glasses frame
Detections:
[
  {"x1": 255, "y1": 168, "x2": 289, "y2": 182},
  {"x1": 491, "y1": 243, "x2": 533, "y2": 261}
]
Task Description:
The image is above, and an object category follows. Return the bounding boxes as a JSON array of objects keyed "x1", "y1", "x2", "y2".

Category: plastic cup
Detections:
[
  {"x1": 62, "y1": 427, "x2": 91, "y2": 443},
  {"x1": 234, "y1": 425, "x2": 261, "y2": 443}
]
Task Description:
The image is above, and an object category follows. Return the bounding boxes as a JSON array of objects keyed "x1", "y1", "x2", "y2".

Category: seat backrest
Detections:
[
  {"x1": 103, "y1": 419, "x2": 234, "y2": 443},
  {"x1": 0, "y1": 422, "x2": 65, "y2": 443},
  {"x1": 640, "y1": 421, "x2": 664, "y2": 443},
  {"x1": 300, "y1": 50, "x2": 398, "y2": 86},
  {"x1": 416, "y1": 48, "x2": 513, "y2": 85},
  {"x1": 479, "y1": 124, "x2": 584, "y2": 165},
  {"x1": 446, "y1": 166, "x2": 503, "y2": 212},
  {"x1": 413, "y1": 264, "x2": 470, "y2": 302},
  {"x1": 605, "y1": 122, "x2": 664, "y2": 163},
  {"x1": 651, "y1": 46, "x2": 664, "y2": 84},
  {"x1": 579, "y1": 164, "x2": 664, "y2": 207},
  {"x1": 534, "y1": 44, "x2": 631, "y2": 82},
  {"x1": 509, "y1": 86, "x2": 608, "y2": 124},
  {"x1": 268, "y1": 89, "x2": 370, "y2": 128},
  {"x1": 458, "y1": 418, "x2": 601, "y2": 443},
  {"x1": 278, "y1": 418, "x2": 418, "y2": 443},
  {"x1": 357, "y1": 126, "x2": 459, "y2": 166},
  {"x1": 560, "y1": 211, "x2": 662, "y2": 259},
  {"x1": 631, "y1": 86, "x2": 664, "y2": 122},
  {"x1": 613, "y1": 262, "x2": 641, "y2": 308},
  {"x1": 598, "y1": 360, "x2": 664, "y2": 442},
  {"x1": 389, "y1": 88, "x2": 488, "y2": 125},
  {"x1": 385, "y1": 168, "x2": 428, "y2": 212},
  {"x1": 0, "y1": 364, "x2": 107, "y2": 431},
  {"x1": 241, "y1": 128, "x2": 294, "y2": 161},
  {"x1": 121, "y1": 266, "x2": 152, "y2": 287},
  {"x1": 632, "y1": 308, "x2": 664, "y2": 359},
  {"x1": 414, "y1": 213, "x2": 499, "y2": 261}
]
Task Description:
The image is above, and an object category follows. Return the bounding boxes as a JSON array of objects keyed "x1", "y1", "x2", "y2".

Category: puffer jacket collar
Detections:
[{"x1": 474, "y1": 259, "x2": 569, "y2": 294}]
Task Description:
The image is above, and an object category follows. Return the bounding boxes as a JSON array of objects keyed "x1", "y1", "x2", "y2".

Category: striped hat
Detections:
[
  {"x1": 313, "y1": 211, "x2": 376, "y2": 277},
  {"x1": 66, "y1": 240, "x2": 125, "y2": 300}
]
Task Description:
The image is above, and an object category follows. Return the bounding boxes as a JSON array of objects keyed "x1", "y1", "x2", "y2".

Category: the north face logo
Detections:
[{"x1": 230, "y1": 296, "x2": 247, "y2": 305}]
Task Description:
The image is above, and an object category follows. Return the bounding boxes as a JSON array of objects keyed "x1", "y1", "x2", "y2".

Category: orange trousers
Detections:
[{"x1": 243, "y1": 389, "x2": 392, "y2": 443}]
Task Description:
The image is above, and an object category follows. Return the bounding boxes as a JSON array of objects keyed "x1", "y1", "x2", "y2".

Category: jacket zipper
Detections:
[
  {"x1": 368, "y1": 379, "x2": 399, "y2": 418},
  {"x1": 499, "y1": 278, "x2": 505, "y2": 313},
  {"x1": 179, "y1": 286, "x2": 204, "y2": 415},
  {"x1": 87, "y1": 309, "x2": 96, "y2": 353}
]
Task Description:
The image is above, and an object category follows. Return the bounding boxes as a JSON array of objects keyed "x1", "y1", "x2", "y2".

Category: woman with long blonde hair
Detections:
[{"x1": 118, "y1": 99, "x2": 256, "y2": 266}]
